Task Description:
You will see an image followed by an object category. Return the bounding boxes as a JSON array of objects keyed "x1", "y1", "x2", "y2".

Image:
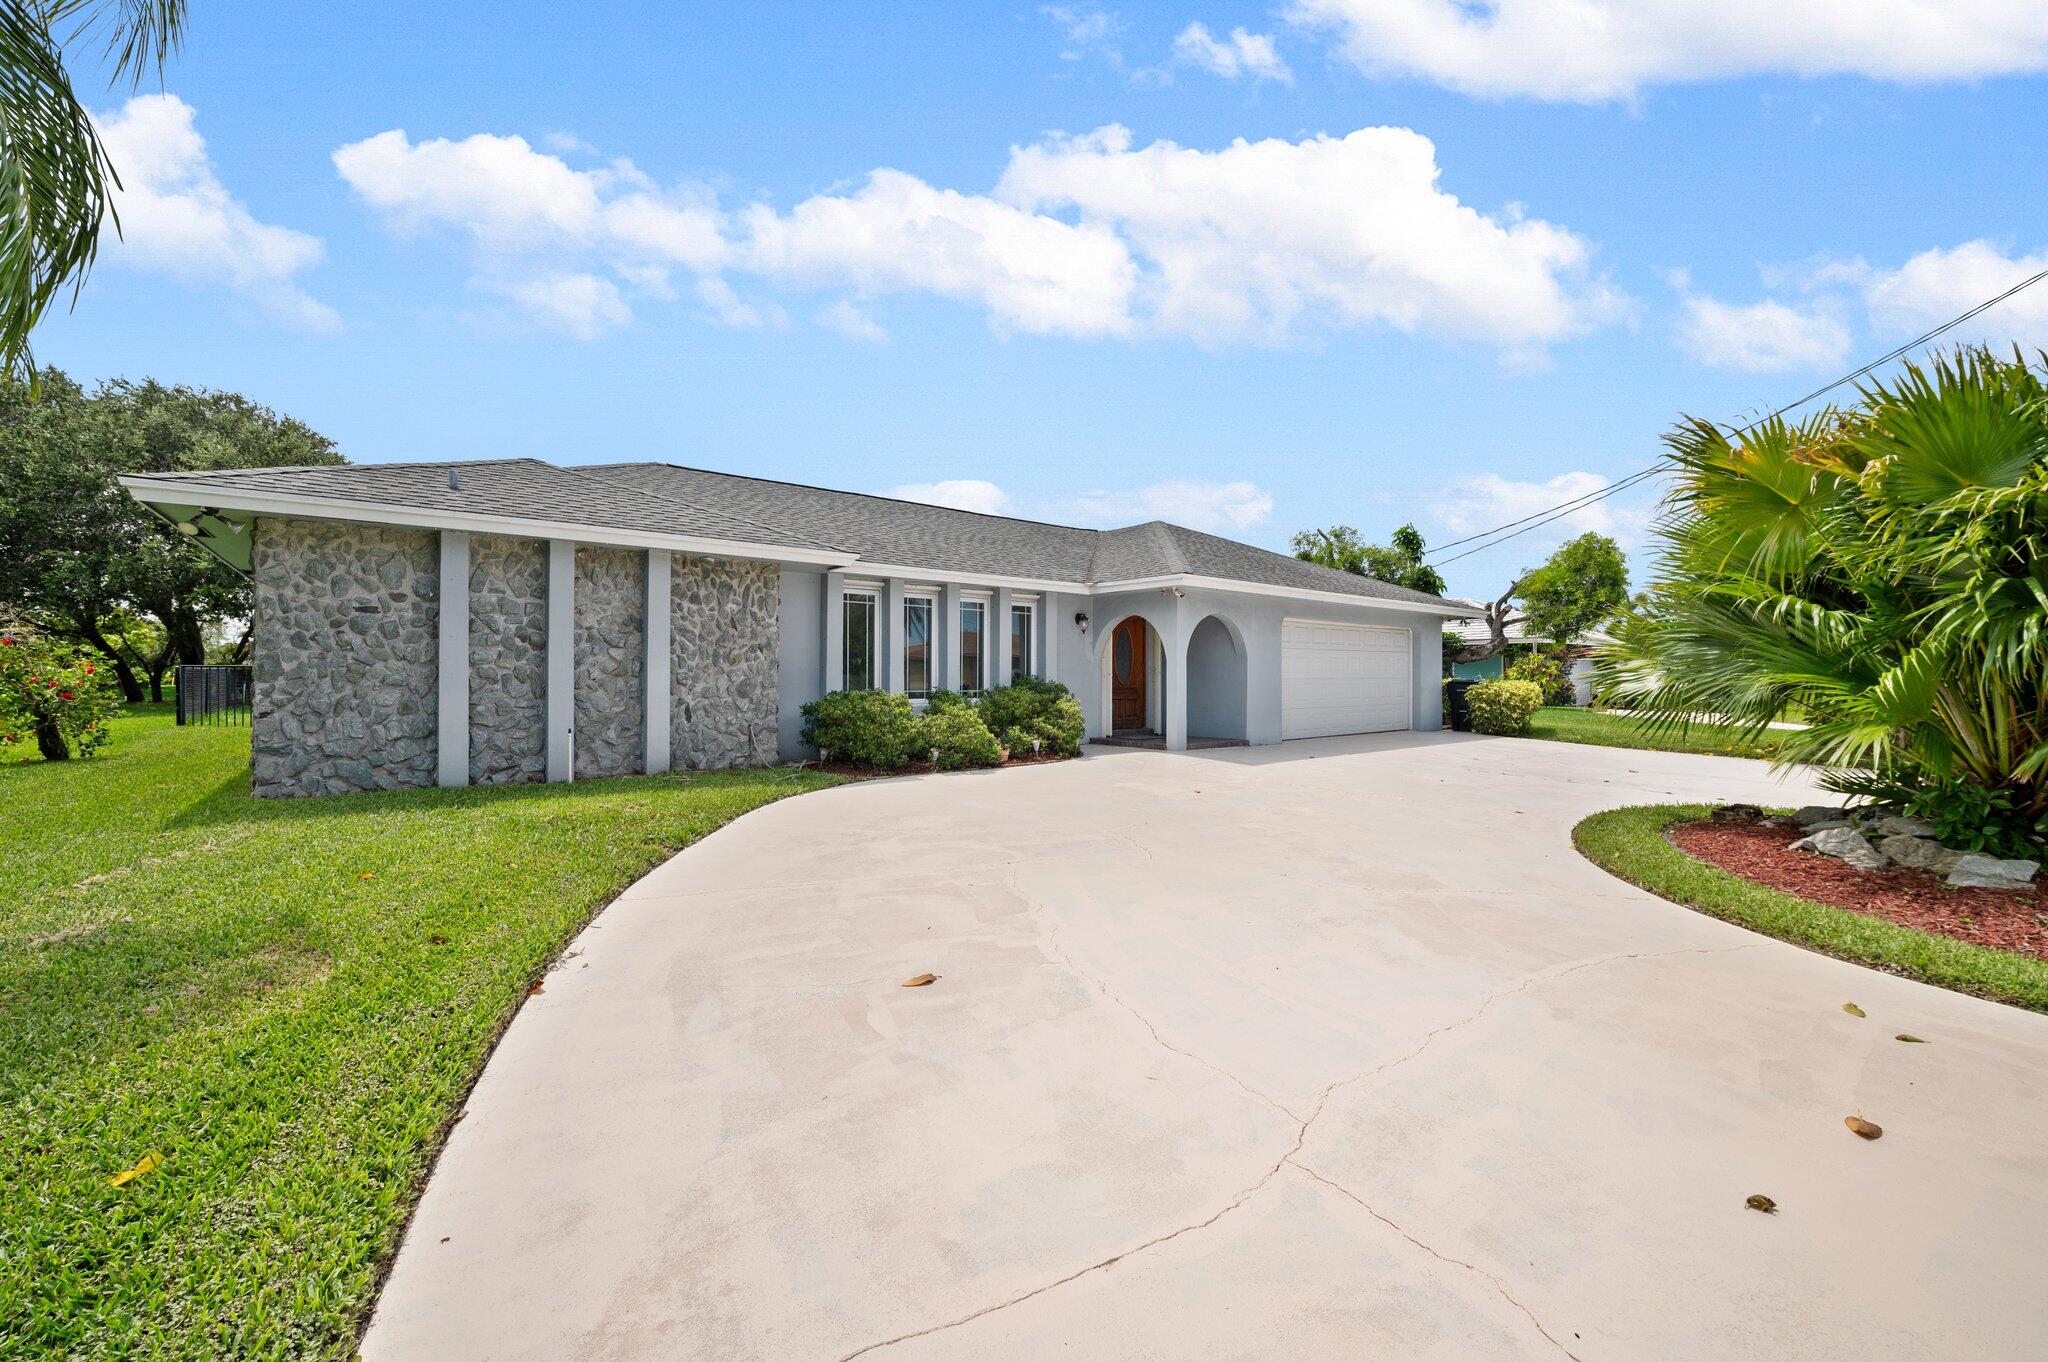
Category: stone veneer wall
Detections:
[
  {"x1": 671, "y1": 555, "x2": 779, "y2": 769},
  {"x1": 573, "y1": 545, "x2": 646, "y2": 779},
  {"x1": 467, "y1": 535, "x2": 548, "y2": 785},
  {"x1": 251, "y1": 517, "x2": 439, "y2": 797}
]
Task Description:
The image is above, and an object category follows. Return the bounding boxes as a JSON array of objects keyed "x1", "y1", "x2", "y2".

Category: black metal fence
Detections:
[{"x1": 175, "y1": 665, "x2": 253, "y2": 727}]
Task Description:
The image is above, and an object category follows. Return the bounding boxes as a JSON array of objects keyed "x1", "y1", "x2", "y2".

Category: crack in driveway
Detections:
[{"x1": 837, "y1": 940, "x2": 1747, "y2": 1359}]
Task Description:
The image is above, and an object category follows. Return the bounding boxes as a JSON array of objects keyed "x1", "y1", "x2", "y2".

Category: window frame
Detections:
[
  {"x1": 902, "y1": 592, "x2": 935, "y2": 700},
  {"x1": 959, "y1": 597, "x2": 987, "y2": 695},
  {"x1": 1010, "y1": 601, "x2": 1035, "y2": 680},
  {"x1": 841, "y1": 588, "x2": 879, "y2": 692}
]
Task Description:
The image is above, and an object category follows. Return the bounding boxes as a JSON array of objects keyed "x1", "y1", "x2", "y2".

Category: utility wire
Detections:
[{"x1": 1424, "y1": 264, "x2": 2048, "y2": 569}]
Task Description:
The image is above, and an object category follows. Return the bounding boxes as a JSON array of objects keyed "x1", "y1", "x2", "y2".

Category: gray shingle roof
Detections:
[
  {"x1": 132, "y1": 458, "x2": 834, "y2": 550},
  {"x1": 128, "y1": 457, "x2": 1456, "y2": 608},
  {"x1": 587, "y1": 463, "x2": 1102, "y2": 581}
]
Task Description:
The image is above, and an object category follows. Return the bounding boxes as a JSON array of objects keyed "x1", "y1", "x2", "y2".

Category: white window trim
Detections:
[
  {"x1": 959, "y1": 597, "x2": 988, "y2": 693},
  {"x1": 843, "y1": 588, "x2": 880, "y2": 692},
  {"x1": 1010, "y1": 599, "x2": 1036, "y2": 679},
  {"x1": 903, "y1": 592, "x2": 936, "y2": 699}
]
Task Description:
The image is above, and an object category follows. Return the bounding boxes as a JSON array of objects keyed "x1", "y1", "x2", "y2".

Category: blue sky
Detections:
[{"x1": 38, "y1": 0, "x2": 2048, "y2": 598}]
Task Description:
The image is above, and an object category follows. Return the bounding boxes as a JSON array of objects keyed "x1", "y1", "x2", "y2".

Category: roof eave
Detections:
[
  {"x1": 1089, "y1": 573, "x2": 1474, "y2": 617},
  {"x1": 116, "y1": 476, "x2": 852, "y2": 568}
]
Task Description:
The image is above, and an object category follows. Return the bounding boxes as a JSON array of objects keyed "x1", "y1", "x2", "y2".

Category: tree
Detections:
[
  {"x1": 1, "y1": 0, "x2": 188, "y2": 375},
  {"x1": 1443, "y1": 532, "x2": 1629, "y2": 665},
  {"x1": 1291, "y1": 523, "x2": 1448, "y2": 596},
  {"x1": 0, "y1": 371, "x2": 342, "y2": 700},
  {"x1": 1595, "y1": 349, "x2": 2048, "y2": 847}
]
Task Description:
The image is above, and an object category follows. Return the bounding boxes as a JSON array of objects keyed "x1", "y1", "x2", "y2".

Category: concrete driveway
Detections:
[{"x1": 365, "y1": 733, "x2": 2048, "y2": 1361}]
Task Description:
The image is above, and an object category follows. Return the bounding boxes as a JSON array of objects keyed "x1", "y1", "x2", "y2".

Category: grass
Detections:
[
  {"x1": 0, "y1": 707, "x2": 841, "y2": 1359},
  {"x1": 1525, "y1": 705, "x2": 1788, "y2": 760},
  {"x1": 1574, "y1": 804, "x2": 2048, "y2": 1013}
]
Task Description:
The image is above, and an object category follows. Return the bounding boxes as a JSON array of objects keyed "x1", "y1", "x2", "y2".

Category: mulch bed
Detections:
[{"x1": 1669, "y1": 817, "x2": 2048, "y2": 962}]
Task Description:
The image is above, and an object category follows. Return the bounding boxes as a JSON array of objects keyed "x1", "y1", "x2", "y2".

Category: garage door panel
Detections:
[{"x1": 1281, "y1": 620, "x2": 1411, "y2": 740}]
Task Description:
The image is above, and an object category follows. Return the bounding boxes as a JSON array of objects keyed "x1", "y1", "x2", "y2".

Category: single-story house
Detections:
[
  {"x1": 119, "y1": 460, "x2": 1471, "y2": 796},
  {"x1": 1444, "y1": 602, "x2": 1614, "y2": 702}
]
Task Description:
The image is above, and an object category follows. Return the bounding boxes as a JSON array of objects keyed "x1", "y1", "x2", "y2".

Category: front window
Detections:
[
  {"x1": 1011, "y1": 604, "x2": 1034, "y2": 679},
  {"x1": 904, "y1": 596, "x2": 933, "y2": 699},
  {"x1": 843, "y1": 591, "x2": 877, "y2": 691},
  {"x1": 960, "y1": 600, "x2": 985, "y2": 694}
]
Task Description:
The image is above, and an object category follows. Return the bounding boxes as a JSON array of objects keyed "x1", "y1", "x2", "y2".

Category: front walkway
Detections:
[{"x1": 365, "y1": 732, "x2": 2048, "y2": 1360}]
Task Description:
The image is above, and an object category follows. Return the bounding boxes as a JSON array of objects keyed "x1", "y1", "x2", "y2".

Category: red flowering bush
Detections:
[{"x1": 0, "y1": 630, "x2": 123, "y2": 760}]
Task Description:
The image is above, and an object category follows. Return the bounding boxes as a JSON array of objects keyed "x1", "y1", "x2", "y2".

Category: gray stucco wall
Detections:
[
  {"x1": 467, "y1": 535, "x2": 548, "y2": 785},
  {"x1": 671, "y1": 555, "x2": 780, "y2": 769},
  {"x1": 251, "y1": 517, "x2": 439, "y2": 797},
  {"x1": 777, "y1": 566, "x2": 825, "y2": 761},
  {"x1": 573, "y1": 545, "x2": 646, "y2": 779},
  {"x1": 1065, "y1": 586, "x2": 1444, "y2": 745}
]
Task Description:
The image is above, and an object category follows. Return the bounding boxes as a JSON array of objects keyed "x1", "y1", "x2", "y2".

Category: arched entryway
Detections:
[{"x1": 1184, "y1": 613, "x2": 1248, "y2": 743}]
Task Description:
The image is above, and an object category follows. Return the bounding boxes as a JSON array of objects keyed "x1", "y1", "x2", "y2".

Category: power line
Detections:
[{"x1": 1423, "y1": 264, "x2": 2048, "y2": 569}]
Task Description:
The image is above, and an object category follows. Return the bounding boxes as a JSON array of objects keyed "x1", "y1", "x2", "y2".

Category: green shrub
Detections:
[
  {"x1": 978, "y1": 676, "x2": 1084, "y2": 757},
  {"x1": 800, "y1": 689, "x2": 922, "y2": 769},
  {"x1": 1904, "y1": 779, "x2": 2046, "y2": 860},
  {"x1": 1505, "y1": 648, "x2": 1574, "y2": 706},
  {"x1": 1466, "y1": 680, "x2": 1544, "y2": 737},
  {"x1": 924, "y1": 688, "x2": 970, "y2": 713},
  {"x1": 0, "y1": 629, "x2": 123, "y2": 760},
  {"x1": 919, "y1": 703, "x2": 1002, "y2": 770}
]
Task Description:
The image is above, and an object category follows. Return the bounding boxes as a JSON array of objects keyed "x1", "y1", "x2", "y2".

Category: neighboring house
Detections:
[
  {"x1": 119, "y1": 460, "x2": 1470, "y2": 796},
  {"x1": 1444, "y1": 601, "x2": 1614, "y2": 701}
]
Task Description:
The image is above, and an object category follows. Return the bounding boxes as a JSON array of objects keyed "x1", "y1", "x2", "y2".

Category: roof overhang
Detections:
[
  {"x1": 117, "y1": 476, "x2": 853, "y2": 570},
  {"x1": 1089, "y1": 573, "x2": 1477, "y2": 618}
]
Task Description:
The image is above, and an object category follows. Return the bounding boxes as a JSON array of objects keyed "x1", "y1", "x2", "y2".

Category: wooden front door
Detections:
[{"x1": 1111, "y1": 616, "x2": 1148, "y2": 732}]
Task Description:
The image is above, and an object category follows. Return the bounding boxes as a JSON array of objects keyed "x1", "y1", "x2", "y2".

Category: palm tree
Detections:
[
  {"x1": 0, "y1": 0, "x2": 185, "y2": 376},
  {"x1": 1596, "y1": 348, "x2": 2048, "y2": 843}
]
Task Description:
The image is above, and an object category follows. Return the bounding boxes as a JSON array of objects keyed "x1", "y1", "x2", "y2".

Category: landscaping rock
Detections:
[
  {"x1": 1789, "y1": 825, "x2": 1885, "y2": 870},
  {"x1": 1794, "y1": 805, "x2": 1850, "y2": 827},
  {"x1": 1800, "y1": 820, "x2": 1852, "y2": 833},
  {"x1": 1877, "y1": 834, "x2": 1963, "y2": 874},
  {"x1": 1871, "y1": 814, "x2": 1936, "y2": 839},
  {"x1": 1713, "y1": 802, "x2": 1766, "y2": 821},
  {"x1": 1945, "y1": 854, "x2": 2039, "y2": 891}
]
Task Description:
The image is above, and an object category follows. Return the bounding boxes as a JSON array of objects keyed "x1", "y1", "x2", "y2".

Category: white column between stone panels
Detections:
[
  {"x1": 545, "y1": 539, "x2": 576, "y2": 782},
  {"x1": 436, "y1": 530, "x2": 470, "y2": 788},
  {"x1": 644, "y1": 549, "x2": 672, "y2": 775}
]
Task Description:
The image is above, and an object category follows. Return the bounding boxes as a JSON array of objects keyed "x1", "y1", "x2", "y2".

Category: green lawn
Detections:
[
  {"x1": 1526, "y1": 706, "x2": 1788, "y2": 760},
  {"x1": 0, "y1": 708, "x2": 840, "y2": 1360},
  {"x1": 1575, "y1": 804, "x2": 2048, "y2": 1012}
]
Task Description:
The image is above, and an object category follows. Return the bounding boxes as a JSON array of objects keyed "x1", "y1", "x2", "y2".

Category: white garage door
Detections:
[{"x1": 1281, "y1": 619, "x2": 1412, "y2": 740}]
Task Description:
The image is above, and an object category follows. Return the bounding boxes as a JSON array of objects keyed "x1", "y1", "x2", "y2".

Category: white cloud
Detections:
[
  {"x1": 1855, "y1": 240, "x2": 2048, "y2": 346},
  {"x1": 1060, "y1": 479, "x2": 1275, "y2": 531},
  {"x1": 1287, "y1": 0, "x2": 2048, "y2": 102},
  {"x1": 742, "y1": 168, "x2": 1139, "y2": 339},
  {"x1": 1434, "y1": 471, "x2": 1653, "y2": 552},
  {"x1": 1171, "y1": 22, "x2": 1292, "y2": 81},
  {"x1": 1674, "y1": 291, "x2": 1851, "y2": 372},
  {"x1": 334, "y1": 128, "x2": 728, "y2": 335},
  {"x1": 888, "y1": 479, "x2": 1016, "y2": 514},
  {"x1": 487, "y1": 273, "x2": 631, "y2": 339},
  {"x1": 695, "y1": 277, "x2": 784, "y2": 330},
  {"x1": 336, "y1": 121, "x2": 1615, "y2": 355},
  {"x1": 997, "y1": 124, "x2": 1620, "y2": 350},
  {"x1": 94, "y1": 94, "x2": 336, "y2": 330},
  {"x1": 816, "y1": 298, "x2": 888, "y2": 343},
  {"x1": 1043, "y1": 5, "x2": 1127, "y2": 64}
]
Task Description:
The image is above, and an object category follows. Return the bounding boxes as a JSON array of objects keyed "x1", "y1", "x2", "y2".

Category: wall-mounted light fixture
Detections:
[
  {"x1": 1074, "y1": 611, "x2": 1089, "y2": 635},
  {"x1": 176, "y1": 520, "x2": 200, "y2": 537}
]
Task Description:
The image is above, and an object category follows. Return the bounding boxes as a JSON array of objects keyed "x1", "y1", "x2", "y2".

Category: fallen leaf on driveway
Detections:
[
  {"x1": 527, "y1": 979, "x2": 544, "y2": 996},
  {"x1": 1744, "y1": 1194, "x2": 1777, "y2": 1213},
  {"x1": 1842, "y1": 1002, "x2": 1866, "y2": 1017},
  {"x1": 900, "y1": 973, "x2": 937, "y2": 987},
  {"x1": 109, "y1": 1152, "x2": 161, "y2": 1187},
  {"x1": 1844, "y1": 1115, "x2": 1883, "y2": 1140},
  {"x1": 1895, "y1": 1034, "x2": 1928, "y2": 1044}
]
